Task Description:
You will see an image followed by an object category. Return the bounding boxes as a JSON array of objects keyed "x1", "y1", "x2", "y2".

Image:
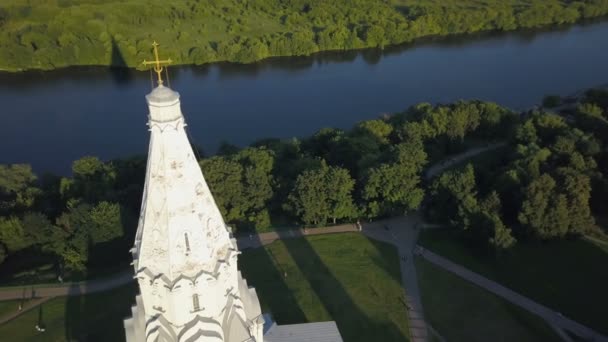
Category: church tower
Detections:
[{"x1": 123, "y1": 43, "x2": 264, "y2": 342}]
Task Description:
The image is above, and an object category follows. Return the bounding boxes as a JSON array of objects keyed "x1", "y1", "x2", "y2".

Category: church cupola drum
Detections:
[{"x1": 123, "y1": 42, "x2": 265, "y2": 342}]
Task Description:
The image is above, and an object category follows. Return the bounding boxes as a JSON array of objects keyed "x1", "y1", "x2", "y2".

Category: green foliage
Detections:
[
  {"x1": 355, "y1": 119, "x2": 393, "y2": 144},
  {"x1": 362, "y1": 138, "x2": 427, "y2": 218},
  {"x1": 0, "y1": 164, "x2": 40, "y2": 213},
  {"x1": 1, "y1": 0, "x2": 607, "y2": 71},
  {"x1": 431, "y1": 165, "x2": 515, "y2": 251},
  {"x1": 288, "y1": 165, "x2": 330, "y2": 225},
  {"x1": 62, "y1": 156, "x2": 117, "y2": 204},
  {"x1": 0, "y1": 244, "x2": 5, "y2": 264},
  {"x1": 201, "y1": 156, "x2": 246, "y2": 222},
  {"x1": 201, "y1": 147, "x2": 275, "y2": 231},
  {"x1": 288, "y1": 162, "x2": 357, "y2": 225},
  {"x1": 518, "y1": 174, "x2": 569, "y2": 239},
  {"x1": 88, "y1": 201, "x2": 124, "y2": 244},
  {"x1": 0, "y1": 216, "x2": 28, "y2": 253}
]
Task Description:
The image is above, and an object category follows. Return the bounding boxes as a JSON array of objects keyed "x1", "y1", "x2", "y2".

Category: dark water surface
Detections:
[{"x1": 1, "y1": 21, "x2": 608, "y2": 174}]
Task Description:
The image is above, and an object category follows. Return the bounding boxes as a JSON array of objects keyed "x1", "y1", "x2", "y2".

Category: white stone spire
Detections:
[{"x1": 124, "y1": 84, "x2": 264, "y2": 342}]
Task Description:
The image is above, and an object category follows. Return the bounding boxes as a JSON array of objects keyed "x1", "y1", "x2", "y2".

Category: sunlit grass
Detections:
[
  {"x1": 240, "y1": 233, "x2": 411, "y2": 342},
  {"x1": 415, "y1": 257, "x2": 561, "y2": 342},
  {"x1": 419, "y1": 228, "x2": 608, "y2": 334},
  {"x1": 0, "y1": 283, "x2": 136, "y2": 341}
]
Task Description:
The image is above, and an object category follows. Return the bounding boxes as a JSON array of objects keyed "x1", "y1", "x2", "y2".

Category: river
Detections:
[{"x1": 1, "y1": 21, "x2": 607, "y2": 174}]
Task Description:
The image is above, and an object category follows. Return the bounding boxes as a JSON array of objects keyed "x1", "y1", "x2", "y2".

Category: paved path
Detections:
[
  {"x1": 0, "y1": 270, "x2": 134, "y2": 301},
  {"x1": 418, "y1": 247, "x2": 608, "y2": 342},
  {"x1": 0, "y1": 296, "x2": 54, "y2": 325},
  {"x1": 362, "y1": 215, "x2": 429, "y2": 342},
  {"x1": 236, "y1": 223, "x2": 359, "y2": 249},
  {"x1": 425, "y1": 142, "x2": 506, "y2": 180}
]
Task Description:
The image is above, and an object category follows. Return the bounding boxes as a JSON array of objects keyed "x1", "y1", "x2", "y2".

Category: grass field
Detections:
[
  {"x1": 0, "y1": 283, "x2": 136, "y2": 341},
  {"x1": 240, "y1": 233, "x2": 410, "y2": 342},
  {"x1": 416, "y1": 258, "x2": 561, "y2": 342},
  {"x1": 0, "y1": 233, "x2": 408, "y2": 341},
  {"x1": 419, "y1": 229, "x2": 608, "y2": 334},
  {"x1": 0, "y1": 299, "x2": 25, "y2": 318}
]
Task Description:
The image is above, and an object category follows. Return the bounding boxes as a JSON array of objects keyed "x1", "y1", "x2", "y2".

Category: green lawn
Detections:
[
  {"x1": 0, "y1": 299, "x2": 26, "y2": 318},
  {"x1": 0, "y1": 234, "x2": 407, "y2": 341},
  {"x1": 240, "y1": 233, "x2": 410, "y2": 342},
  {"x1": 419, "y1": 229, "x2": 608, "y2": 334},
  {"x1": 0, "y1": 283, "x2": 136, "y2": 341},
  {"x1": 415, "y1": 258, "x2": 561, "y2": 342}
]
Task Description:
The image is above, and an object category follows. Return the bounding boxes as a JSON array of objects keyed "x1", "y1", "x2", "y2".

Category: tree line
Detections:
[
  {"x1": 1, "y1": 0, "x2": 608, "y2": 71},
  {"x1": 2, "y1": 90, "x2": 608, "y2": 276}
]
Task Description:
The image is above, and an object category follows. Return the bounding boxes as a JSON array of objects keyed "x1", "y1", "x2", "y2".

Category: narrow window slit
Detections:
[
  {"x1": 184, "y1": 232, "x2": 191, "y2": 254},
  {"x1": 193, "y1": 294, "x2": 200, "y2": 311}
]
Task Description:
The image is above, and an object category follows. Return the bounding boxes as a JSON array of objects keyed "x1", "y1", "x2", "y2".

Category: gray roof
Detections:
[{"x1": 264, "y1": 321, "x2": 343, "y2": 342}]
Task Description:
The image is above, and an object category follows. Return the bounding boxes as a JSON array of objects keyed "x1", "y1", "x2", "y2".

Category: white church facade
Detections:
[{"x1": 123, "y1": 44, "x2": 342, "y2": 342}]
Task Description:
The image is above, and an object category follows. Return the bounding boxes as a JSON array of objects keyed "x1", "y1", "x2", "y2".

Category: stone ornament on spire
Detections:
[{"x1": 142, "y1": 41, "x2": 172, "y2": 86}]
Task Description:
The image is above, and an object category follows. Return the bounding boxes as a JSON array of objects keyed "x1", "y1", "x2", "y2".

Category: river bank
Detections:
[
  {"x1": 1, "y1": 0, "x2": 608, "y2": 72},
  {"x1": 1, "y1": 19, "x2": 608, "y2": 174}
]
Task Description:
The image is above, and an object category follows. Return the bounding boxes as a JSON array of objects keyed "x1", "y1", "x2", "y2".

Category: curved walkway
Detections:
[
  {"x1": 418, "y1": 247, "x2": 608, "y2": 342},
  {"x1": 425, "y1": 142, "x2": 506, "y2": 180},
  {"x1": 0, "y1": 296, "x2": 54, "y2": 325},
  {"x1": 362, "y1": 216, "x2": 429, "y2": 342},
  {"x1": 0, "y1": 270, "x2": 134, "y2": 301}
]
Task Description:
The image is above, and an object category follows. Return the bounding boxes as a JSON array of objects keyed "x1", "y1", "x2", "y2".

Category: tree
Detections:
[
  {"x1": 479, "y1": 192, "x2": 516, "y2": 250},
  {"x1": 0, "y1": 216, "x2": 28, "y2": 253},
  {"x1": 362, "y1": 138, "x2": 427, "y2": 218},
  {"x1": 430, "y1": 166, "x2": 515, "y2": 251},
  {"x1": 559, "y1": 170, "x2": 596, "y2": 235},
  {"x1": 62, "y1": 156, "x2": 117, "y2": 203},
  {"x1": 288, "y1": 162, "x2": 356, "y2": 225},
  {"x1": 201, "y1": 156, "x2": 246, "y2": 222},
  {"x1": 0, "y1": 164, "x2": 40, "y2": 213},
  {"x1": 363, "y1": 161, "x2": 425, "y2": 218},
  {"x1": 518, "y1": 174, "x2": 569, "y2": 239},
  {"x1": 21, "y1": 211, "x2": 56, "y2": 246},
  {"x1": 55, "y1": 204, "x2": 93, "y2": 271},
  {"x1": 356, "y1": 119, "x2": 393, "y2": 144},
  {"x1": 326, "y1": 166, "x2": 358, "y2": 224},
  {"x1": 234, "y1": 148, "x2": 274, "y2": 229},
  {"x1": 486, "y1": 214, "x2": 516, "y2": 250},
  {"x1": 0, "y1": 244, "x2": 6, "y2": 265},
  {"x1": 288, "y1": 166, "x2": 329, "y2": 225},
  {"x1": 201, "y1": 147, "x2": 275, "y2": 231},
  {"x1": 89, "y1": 201, "x2": 124, "y2": 244},
  {"x1": 430, "y1": 164, "x2": 479, "y2": 228}
]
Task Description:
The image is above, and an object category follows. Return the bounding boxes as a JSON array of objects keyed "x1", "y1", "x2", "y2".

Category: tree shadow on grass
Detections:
[
  {"x1": 65, "y1": 208, "x2": 137, "y2": 341},
  {"x1": 281, "y1": 236, "x2": 408, "y2": 342},
  {"x1": 64, "y1": 280, "x2": 137, "y2": 341},
  {"x1": 239, "y1": 235, "x2": 307, "y2": 325},
  {"x1": 366, "y1": 237, "x2": 404, "y2": 286}
]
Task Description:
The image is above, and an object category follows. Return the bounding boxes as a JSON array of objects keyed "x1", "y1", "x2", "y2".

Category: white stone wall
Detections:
[{"x1": 125, "y1": 85, "x2": 264, "y2": 342}]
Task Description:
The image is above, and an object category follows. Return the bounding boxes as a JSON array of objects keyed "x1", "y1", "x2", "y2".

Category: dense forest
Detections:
[
  {"x1": 1, "y1": 88, "x2": 607, "y2": 278},
  {"x1": 1, "y1": 0, "x2": 608, "y2": 71}
]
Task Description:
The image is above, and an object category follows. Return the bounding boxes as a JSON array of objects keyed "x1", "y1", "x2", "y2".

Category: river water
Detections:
[{"x1": 1, "y1": 21, "x2": 607, "y2": 174}]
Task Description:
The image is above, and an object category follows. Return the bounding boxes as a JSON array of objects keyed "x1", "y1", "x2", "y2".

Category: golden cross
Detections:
[{"x1": 142, "y1": 41, "x2": 172, "y2": 86}]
